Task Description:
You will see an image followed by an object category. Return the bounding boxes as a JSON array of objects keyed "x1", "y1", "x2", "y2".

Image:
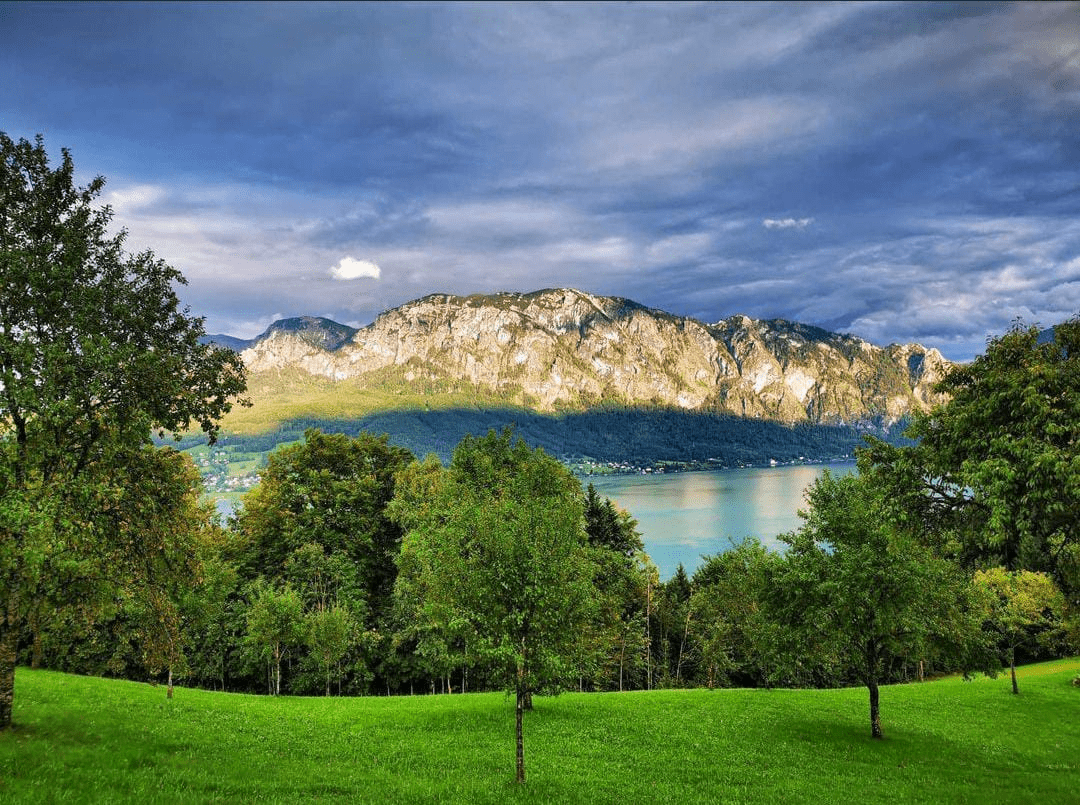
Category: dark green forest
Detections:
[{"x1": 172, "y1": 405, "x2": 906, "y2": 471}]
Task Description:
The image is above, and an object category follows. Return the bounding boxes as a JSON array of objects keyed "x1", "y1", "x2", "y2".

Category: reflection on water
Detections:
[{"x1": 587, "y1": 463, "x2": 855, "y2": 579}]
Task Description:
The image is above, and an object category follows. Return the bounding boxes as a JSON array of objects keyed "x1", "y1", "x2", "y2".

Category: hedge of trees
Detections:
[{"x1": 20, "y1": 328, "x2": 1080, "y2": 711}]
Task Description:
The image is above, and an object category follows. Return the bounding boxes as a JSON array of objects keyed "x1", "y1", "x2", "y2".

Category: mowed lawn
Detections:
[{"x1": 1, "y1": 660, "x2": 1077, "y2": 804}]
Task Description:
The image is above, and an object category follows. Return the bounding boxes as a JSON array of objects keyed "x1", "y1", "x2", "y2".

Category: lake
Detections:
[{"x1": 586, "y1": 462, "x2": 855, "y2": 579}]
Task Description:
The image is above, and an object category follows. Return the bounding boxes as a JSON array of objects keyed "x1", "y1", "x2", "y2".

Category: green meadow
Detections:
[{"x1": 1, "y1": 660, "x2": 1077, "y2": 804}]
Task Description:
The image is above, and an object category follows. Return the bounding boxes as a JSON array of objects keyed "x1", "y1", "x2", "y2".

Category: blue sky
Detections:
[{"x1": 3, "y1": 1, "x2": 1078, "y2": 360}]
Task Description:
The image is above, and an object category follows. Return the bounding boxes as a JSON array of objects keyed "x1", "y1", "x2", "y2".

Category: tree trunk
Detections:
[
  {"x1": 29, "y1": 607, "x2": 43, "y2": 671},
  {"x1": 273, "y1": 645, "x2": 282, "y2": 696},
  {"x1": 619, "y1": 634, "x2": 625, "y2": 692},
  {"x1": 868, "y1": 676, "x2": 882, "y2": 739},
  {"x1": 167, "y1": 668, "x2": 174, "y2": 700},
  {"x1": 515, "y1": 682, "x2": 526, "y2": 783},
  {"x1": 0, "y1": 617, "x2": 17, "y2": 730},
  {"x1": 676, "y1": 602, "x2": 693, "y2": 684},
  {"x1": 1010, "y1": 646, "x2": 1019, "y2": 695}
]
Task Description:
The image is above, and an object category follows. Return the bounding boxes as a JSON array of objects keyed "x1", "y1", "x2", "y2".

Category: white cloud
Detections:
[
  {"x1": 763, "y1": 217, "x2": 814, "y2": 230},
  {"x1": 330, "y1": 256, "x2": 382, "y2": 280},
  {"x1": 105, "y1": 183, "x2": 167, "y2": 212}
]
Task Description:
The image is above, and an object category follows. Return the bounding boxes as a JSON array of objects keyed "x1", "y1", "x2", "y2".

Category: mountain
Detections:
[
  {"x1": 225, "y1": 289, "x2": 952, "y2": 427},
  {"x1": 203, "y1": 316, "x2": 357, "y2": 354}
]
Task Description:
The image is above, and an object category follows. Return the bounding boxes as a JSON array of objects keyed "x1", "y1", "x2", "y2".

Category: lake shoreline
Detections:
[{"x1": 573, "y1": 455, "x2": 858, "y2": 479}]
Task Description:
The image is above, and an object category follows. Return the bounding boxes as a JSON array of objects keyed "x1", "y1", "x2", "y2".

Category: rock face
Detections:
[{"x1": 236, "y1": 289, "x2": 952, "y2": 424}]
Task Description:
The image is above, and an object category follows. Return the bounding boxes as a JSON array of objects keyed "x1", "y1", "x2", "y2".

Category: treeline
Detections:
[
  {"x1": 172, "y1": 406, "x2": 905, "y2": 468},
  {"x1": 23, "y1": 321, "x2": 1080, "y2": 748}
]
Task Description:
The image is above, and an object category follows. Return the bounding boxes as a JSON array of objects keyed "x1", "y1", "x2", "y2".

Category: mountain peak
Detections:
[
  {"x1": 202, "y1": 316, "x2": 358, "y2": 353},
  {"x1": 263, "y1": 317, "x2": 358, "y2": 351}
]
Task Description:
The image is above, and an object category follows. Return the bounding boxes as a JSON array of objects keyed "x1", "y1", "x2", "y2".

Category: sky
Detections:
[{"x1": 2, "y1": 1, "x2": 1078, "y2": 361}]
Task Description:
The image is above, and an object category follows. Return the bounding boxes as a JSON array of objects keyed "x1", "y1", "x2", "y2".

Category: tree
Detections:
[
  {"x1": 391, "y1": 430, "x2": 595, "y2": 783},
  {"x1": 973, "y1": 567, "x2": 1065, "y2": 694},
  {"x1": 304, "y1": 604, "x2": 357, "y2": 696},
  {"x1": 244, "y1": 581, "x2": 305, "y2": 696},
  {"x1": 19, "y1": 446, "x2": 218, "y2": 695},
  {"x1": 581, "y1": 484, "x2": 655, "y2": 691},
  {"x1": 656, "y1": 564, "x2": 694, "y2": 686},
  {"x1": 690, "y1": 539, "x2": 784, "y2": 688},
  {"x1": 0, "y1": 132, "x2": 247, "y2": 728},
  {"x1": 862, "y1": 320, "x2": 1080, "y2": 599},
  {"x1": 769, "y1": 471, "x2": 978, "y2": 739},
  {"x1": 234, "y1": 430, "x2": 412, "y2": 624}
]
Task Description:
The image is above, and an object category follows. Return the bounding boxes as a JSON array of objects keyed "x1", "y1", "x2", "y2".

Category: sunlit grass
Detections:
[
  {"x1": 1, "y1": 662, "x2": 1076, "y2": 803},
  {"x1": 223, "y1": 367, "x2": 522, "y2": 435}
]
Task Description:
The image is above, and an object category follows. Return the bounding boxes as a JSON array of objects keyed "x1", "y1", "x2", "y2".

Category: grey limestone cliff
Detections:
[{"x1": 238, "y1": 289, "x2": 952, "y2": 424}]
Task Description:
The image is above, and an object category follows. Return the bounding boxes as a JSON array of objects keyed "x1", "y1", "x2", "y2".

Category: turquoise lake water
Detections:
[{"x1": 586, "y1": 462, "x2": 855, "y2": 579}]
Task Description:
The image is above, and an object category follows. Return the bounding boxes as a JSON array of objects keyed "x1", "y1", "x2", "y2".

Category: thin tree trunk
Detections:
[
  {"x1": 868, "y1": 676, "x2": 882, "y2": 739},
  {"x1": 676, "y1": 599, "x2": 693, "y2": 684},
  {"x1": 646, "y1": 580, "x2": 652, "y2": 690},
  {"x1": 167, "y1": 668, "x2": 174, "y2": 699},
  {"x1": 516, "y1": 636, "x2": 527, "y2": 783},
  {"x1": 1010, "y1": 646, "x2": 1019, "y2": 695},
  {"x1": 515, "y1": 681, "x2": 526, "y2": 783},
  {"x1": 274, "y1": 645, "x2": 282, "y2": 696},
  {"x1": 0, "y1": 617, "x2": 18, "y2": 730},
  {"x1": 28, "y1": 606, "x2": 43, "y2": 671},
  {"x1": 619, "y1": 634, "x2": 625, "y2": 692}
]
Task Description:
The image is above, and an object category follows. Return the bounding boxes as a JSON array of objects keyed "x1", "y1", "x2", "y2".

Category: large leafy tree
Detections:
[
  {"x1": 862, "y1": 320, "x2": 1080, "y2": 599},
  {"x1": 232, "y1": 429, "x2": 413, "y2": 693},
  {"x1": 769, "y1": 471, "x2": 980, "y2": 739},
  {"x1": 391, "y1": 430, "x2": 595, "y2": 783},
  {"x1": 234, "y1": 430, "x2": 413, "y2": 617},
  {"x1": 0, "y1": 132, "x2": 247, "y2": 728},
  {"x1": 689, "y1": 539, "x2": 785, "y2": 688}
]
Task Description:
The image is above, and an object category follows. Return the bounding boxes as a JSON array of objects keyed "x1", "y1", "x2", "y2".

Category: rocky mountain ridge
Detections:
[{"x1": 214, "y1": 289, "x2": 953, "y2": 425}]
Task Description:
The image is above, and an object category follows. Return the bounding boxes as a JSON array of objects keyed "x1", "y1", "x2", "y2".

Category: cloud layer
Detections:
[{"x1": 3, "y1": 2, "x2": 1078, "y2": 360}]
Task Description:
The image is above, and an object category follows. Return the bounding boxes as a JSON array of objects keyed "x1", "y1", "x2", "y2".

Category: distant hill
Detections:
[{"x1": 202, "y1": 316, "x2": 357, "y2": 353}]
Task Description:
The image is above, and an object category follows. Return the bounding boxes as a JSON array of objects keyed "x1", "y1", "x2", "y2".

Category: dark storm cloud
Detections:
[{"x1": 2, "y1": 1, "x2": 1077, "y2": 357}]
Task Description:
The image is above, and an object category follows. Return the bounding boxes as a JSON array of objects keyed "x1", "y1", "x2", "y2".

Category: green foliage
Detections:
[
  {"x1": 688, "y1": 539, "x2": 785, "y2": 688},
  {"x1": 234, "y1": 430, "x2": 412, "y2": 610},
  {"x1": 391, "y1": 429, "x2": 597, "y2": 781},
  {"x1": 225, "y1": 429, "x2": 413, "y2": 694},
  {"x1": 0, "y1": 131, "x2": 247, "y2": 728},
  {"x1": 243, "y1": 581, "x2": 304, "y2": 696},
  {"x1": 769, "y1": 471, "x2": 980, "y2": 738},
  {"x1": 973, "y1": 567, "x2": 1066, "y2": 693},
  {"x1": 23, "y1": 448, "x2": 220, "y2": 684},
  {"x1": 304, "y1": 605, "x2": 359, "y2": 696},
  {"x1": 577, "y1": 484, "x2": 657, "y2": 691},
  {"x1": 862, "y1": 319, "x2": 1080, "y2": 597}
]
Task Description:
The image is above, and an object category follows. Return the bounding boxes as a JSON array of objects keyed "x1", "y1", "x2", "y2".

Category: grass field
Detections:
[{"x1": 1, "y1": 660, "x2": 1077, "y2": 803}]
